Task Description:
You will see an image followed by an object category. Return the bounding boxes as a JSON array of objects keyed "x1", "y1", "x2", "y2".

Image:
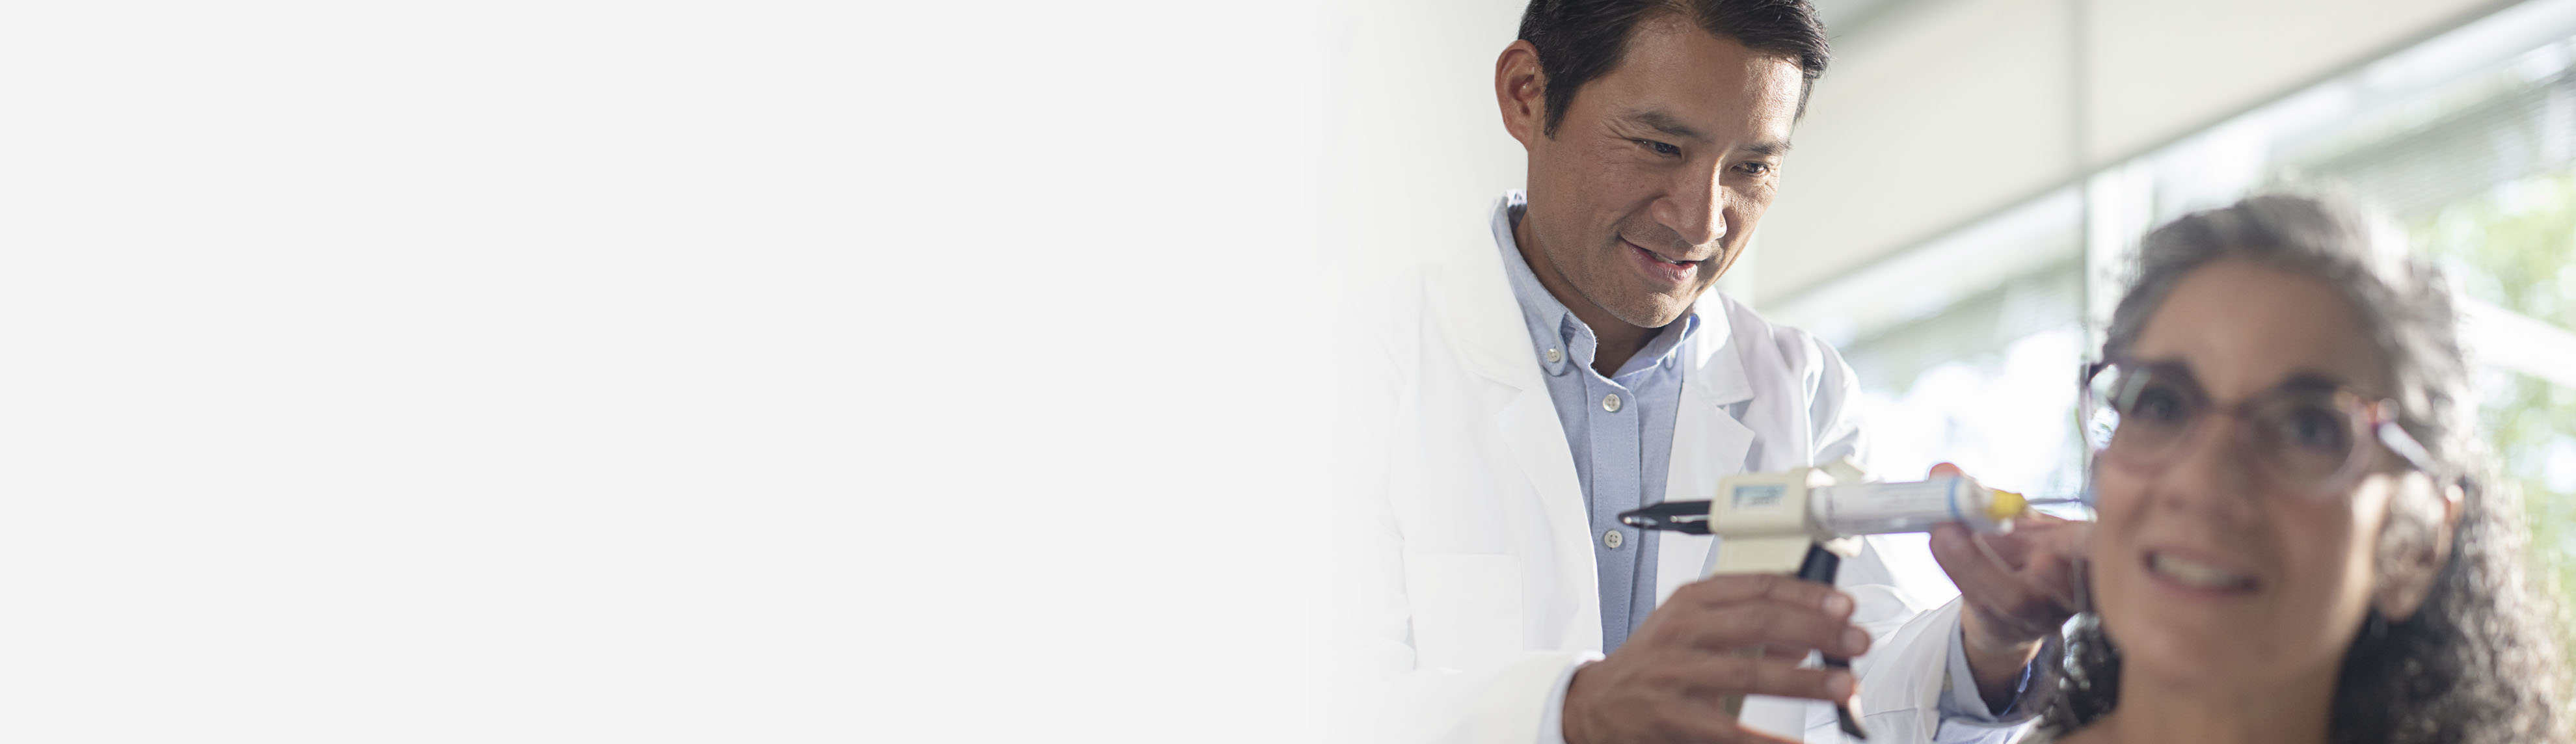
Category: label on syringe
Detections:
[
  {"x1": 1728, "y1": 483, "x2": 1787, "y2": 511},
  {"x1": 1808, "y1": 476, "x2": 2003, "y2": 536}
]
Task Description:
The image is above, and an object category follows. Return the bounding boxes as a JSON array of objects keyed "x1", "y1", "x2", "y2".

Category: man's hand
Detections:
[
  {"x1": 1561, "y1": 574, "x2": 1870, "y2": 744},
  {"x1": 1925, "y1": 462, "x2": 2083, "y2": 713}
]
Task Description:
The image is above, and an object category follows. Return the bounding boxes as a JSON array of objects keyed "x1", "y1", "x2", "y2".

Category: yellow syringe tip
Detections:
[{"x1": 1987, "y1": 489, "x2": 2028, "y2": 522}]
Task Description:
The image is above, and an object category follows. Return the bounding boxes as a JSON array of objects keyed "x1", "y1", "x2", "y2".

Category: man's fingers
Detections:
[
  {"x1": 1674, "y1": 573, "x2": 1853, "y2": 617},
  {"x1": 1671, "y1": 600, "x2": 1870, "y2": 657},
  {"x1": 2017, "y1": 514, "x2": 2091, "y2": 554},
  {"x1": 1932, "y1": 522, "x2": 2043, "y2": 576},
  {"x1": 1935, "y1": 527, "x2": 2077, "y2": 646},
  {"x1": 1929, "y1": 524, "x2": 1991, "y2": 579},
  {"x1": 1933, "y1": 527, "x2": 2035, "y2": 600},
  {"x1": 1682, "y1": 654, "x2": 1857, "y2": 702},
  {"x1": 1665, "y1": 715, "x2": 1808, "y2": 744},
  {"x1": 1933, "y1": 520, "x2": 2084, "y2": 599},
  {"x1": 1689, "y1": 637, "x2": 1848, "y2": 663},
  {"x1": 1942, "y1": 520, "x2": 2058, "y2": 565},
  {"x1": 2020, "y1": 511, "x2": 2077, "y2": 527},
  {"x1": 1991, "y1": 513, "x2": 2084, "y2": 551},
  {"x1": 1657, "y1": 715, "x2": 1808, "y2": 744}
]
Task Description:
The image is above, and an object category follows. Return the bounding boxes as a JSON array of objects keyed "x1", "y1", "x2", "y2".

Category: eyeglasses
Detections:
[{"x1": 2082, "y1": 360, "x2": 2436, "y2": 497}]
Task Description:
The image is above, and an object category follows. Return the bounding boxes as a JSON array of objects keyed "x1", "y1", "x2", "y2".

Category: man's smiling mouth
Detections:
[
  {"x1": 1624, "y1": 239, "x2": 1702, "y2": 266},
  {"x1": 1624, "y1": 239, "x2": 1706, "y2": 286}
]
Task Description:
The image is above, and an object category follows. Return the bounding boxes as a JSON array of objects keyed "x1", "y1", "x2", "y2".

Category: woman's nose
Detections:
[{"x1": 2145, "y1": 416, "x2": 2265, "y2": 520}]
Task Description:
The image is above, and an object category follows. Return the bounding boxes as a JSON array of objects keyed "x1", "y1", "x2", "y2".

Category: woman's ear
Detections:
[{"x1": 2374, "y1": 475, "x2": 2463, "y2": 622}]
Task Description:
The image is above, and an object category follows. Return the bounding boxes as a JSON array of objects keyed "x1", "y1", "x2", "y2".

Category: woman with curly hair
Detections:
[{"x1": 2025, "y1": 193, "x2": 2568, "y2": 743}]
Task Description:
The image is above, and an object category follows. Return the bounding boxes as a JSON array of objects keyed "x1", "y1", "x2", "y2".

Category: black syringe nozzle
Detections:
[{"x1": 1617, "y1": 500, "x2": 1715, "y2": 535}]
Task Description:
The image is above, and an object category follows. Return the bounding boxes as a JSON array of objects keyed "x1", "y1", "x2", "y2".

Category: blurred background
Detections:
[
  {"x1": 12, "y1": 1, "x2": 2570, "y2": 739},
  {"x1": 1321, "y1": 0, "x2": 2576, "y2": 668}
]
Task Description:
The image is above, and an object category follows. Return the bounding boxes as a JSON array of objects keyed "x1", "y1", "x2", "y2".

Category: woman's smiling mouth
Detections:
[{"x1": 2145, "y1": 550, "x2": 2260, "y2": 594}]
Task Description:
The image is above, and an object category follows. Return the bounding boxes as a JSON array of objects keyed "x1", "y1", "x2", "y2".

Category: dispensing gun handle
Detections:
[
  {"x1": 1797, "y1": 543, "x2": 1869, "y2": 741},
  {"x1": 1618, "y1": 506, "x2": 1872, "y2": 739}
]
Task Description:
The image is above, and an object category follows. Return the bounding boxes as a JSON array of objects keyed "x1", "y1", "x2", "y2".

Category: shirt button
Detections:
[
  {"x1": 1545, "y1": 347, "x2": 1562, "y2": 364},
  {"x1": 1602, "y1": 529, "x2": 1624, "y2": 549},
  {"x1": 1602, "y1": 393, "x2": 1622, "y2": 412}
]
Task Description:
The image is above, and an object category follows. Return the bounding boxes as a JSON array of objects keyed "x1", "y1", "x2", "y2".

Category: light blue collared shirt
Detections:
[{"x1": 1492, "y1": 193, "x2": 1696, "y2": 654}]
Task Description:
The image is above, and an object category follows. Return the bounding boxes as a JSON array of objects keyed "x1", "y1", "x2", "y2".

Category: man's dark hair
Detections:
[{"x1": 1517, "y1": 0, "x2": 1831, "y2": 137}]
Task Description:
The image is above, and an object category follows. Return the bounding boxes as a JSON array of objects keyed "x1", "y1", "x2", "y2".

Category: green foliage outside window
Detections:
[{"x1": 2409, "y1": 168, "x2": 2576, "y2": 674}]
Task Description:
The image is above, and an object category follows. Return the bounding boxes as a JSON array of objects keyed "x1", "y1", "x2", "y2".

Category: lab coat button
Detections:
[
  {"x1": 1602, "y1": 529, "x2": 1624, "y2": 549},
  {"x1": 1602, "y1": 393, "x2": 1621, "y2": 412}
]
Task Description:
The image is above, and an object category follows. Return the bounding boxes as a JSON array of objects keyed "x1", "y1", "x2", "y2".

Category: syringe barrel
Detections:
[{"x1": 1806, "y1": 476, "x2": 2010, "y2": 536}]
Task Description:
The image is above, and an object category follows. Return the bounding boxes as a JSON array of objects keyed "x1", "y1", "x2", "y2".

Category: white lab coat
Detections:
[{"x1": 1319, "y1": 205, "x2": 2015, "y2": 744}]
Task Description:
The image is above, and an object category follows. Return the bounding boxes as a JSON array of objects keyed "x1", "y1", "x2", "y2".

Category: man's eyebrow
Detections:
[
  {"x1": 1741, "y1": 139, "x2": 1793, "y2": 157},
  {"x1": 1623, "y1": 110, "x2": 1707, "y2": 142},
  {"x1": 1620, "y1": 110, "x2": 1794, "y2": 155}
]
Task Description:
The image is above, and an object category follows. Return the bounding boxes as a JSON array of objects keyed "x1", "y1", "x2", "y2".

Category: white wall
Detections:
[
  {"x1": 1758, "y1": 0, "x2": 2081, "y2": 304},
  {"x1": 1317, "y1": 0, "x2": 1528, "y2": 293},
  {"x1": 1319, "y1": 0, "x2": 2516, "y2": 303},
  {"x1": 1759, "y1": 0, "x2": 2510, "y2": 302}
]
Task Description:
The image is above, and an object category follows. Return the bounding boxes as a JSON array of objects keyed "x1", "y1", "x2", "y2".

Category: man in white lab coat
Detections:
[{"x1": 1323, "y1": 1, "x2": 2080, "y2": 743}]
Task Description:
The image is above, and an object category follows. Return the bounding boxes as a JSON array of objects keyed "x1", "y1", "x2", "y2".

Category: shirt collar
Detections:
[{"x1": 1491, "y1": 191, "x2": 1700, "y2": 382}]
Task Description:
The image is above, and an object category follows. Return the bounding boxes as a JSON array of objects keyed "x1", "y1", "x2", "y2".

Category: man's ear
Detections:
[
  {"x1": 2374, "y1": 475, "x2": 2463, "y2": 622},
  {"x1": 1496, "y1": 40, "x2": 1548, "y2": 149}
]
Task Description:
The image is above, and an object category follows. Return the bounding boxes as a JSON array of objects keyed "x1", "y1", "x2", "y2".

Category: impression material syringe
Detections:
[
  {"x1": 1618, "y1": 473, "x2": 2063, "y2": 539},
  {"x1": 1615, "y1": 460, "x2": 2060, "y2": 741}
]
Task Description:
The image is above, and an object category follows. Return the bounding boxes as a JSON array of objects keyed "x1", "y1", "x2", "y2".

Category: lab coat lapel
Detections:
[
  {"x1": 1493, "y1": 388, "x2": 1597, "y2": 650},
  {"x1": 1427, "y1": 233, "x2": 1602, "y2": 650},
  {"x1": 1655, "y1": 300, "x2": 1758, "y2": 604}
]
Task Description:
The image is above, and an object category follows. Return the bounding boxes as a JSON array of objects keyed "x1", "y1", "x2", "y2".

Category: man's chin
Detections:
[
  {"x1": 1576, "y1": 275, "x2": 1702, "y2": 330},
  {"x1": 1605, "y1": 300, "x2": 1693, "y2": 330}
]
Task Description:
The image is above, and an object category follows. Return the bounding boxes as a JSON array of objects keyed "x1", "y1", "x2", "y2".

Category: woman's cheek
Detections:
[{"x1": 2084, "y1": 478, "x2": 2141, "y2": 615}]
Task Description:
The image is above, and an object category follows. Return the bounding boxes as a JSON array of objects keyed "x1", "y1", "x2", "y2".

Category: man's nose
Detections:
[{"x1": 1652, "y1": 163, "x2": 1728, "y2": 247}]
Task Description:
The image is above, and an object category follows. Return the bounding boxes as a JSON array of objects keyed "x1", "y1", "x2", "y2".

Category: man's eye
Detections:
[
  {"x1": 1637, "y1": 139, "x2": 1680, "y2": 157},
  {"x1": 1736, "y1": 161, "x2": 1775, "y2": 176}
]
